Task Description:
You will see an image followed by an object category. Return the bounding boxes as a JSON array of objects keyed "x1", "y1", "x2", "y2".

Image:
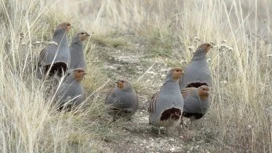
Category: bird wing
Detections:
[
  {"x1": 105, "y1": 88, "x2": 116, "y2": 104},
  {"x1": 38, "y1": 42, "x2": 60, "y2": 67},
  {"x1": 148, "y1": 92, "x2": 159, "y2": 113},
  {"x1": 38, "y1": 48, "x2": 47, "y2": 67},
  {"x1": 133, "y1": 90, "x2": 139, "y2": 109},
  {"x1": 181, "y1": 87, "x2": 195, "y2": 99}
]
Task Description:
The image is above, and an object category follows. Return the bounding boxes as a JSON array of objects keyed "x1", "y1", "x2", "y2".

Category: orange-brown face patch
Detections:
[
  {"x1": 57, "y1": 22, "x2": 72, "y2": 32},
  {"x1": 117, "y1": 80, "x2": 125, "y2": 89},
  {"x1": 198, "y1": 43, "x2": 212, "y2": 53},
  {"x1": 171, "y1": 68, "x2": 183, "y2": 80},
  {"x1": 198, "y1": 85, "x2": 209, "y2": 100},
  {"x1": 73, "y1": 69, "x2": 86, "y2": 81},
  {"x1": 66, "y1": 24, "x2": 72, "y2": 31}
]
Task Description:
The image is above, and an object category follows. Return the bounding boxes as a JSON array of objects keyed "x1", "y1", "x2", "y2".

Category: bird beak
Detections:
[{"x1": 86, "y1": 33, "x2": 90, "y2": 36}]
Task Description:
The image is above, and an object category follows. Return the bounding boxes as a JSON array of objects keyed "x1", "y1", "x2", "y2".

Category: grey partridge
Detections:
[
  {"x1": 69, "y1": 31, "x2": 90, "y2": 70},
  {"x1": 149, "y1": 68, "x2": 184, "y2": 133},
  {"x1": 105, "y1": 79, "x2": 139, "y2": 120},
  {"x1": 55, "y1": 68, "x2": 86, "y2": 110},
  {"x1": 37, "y1": 22, "x2": 72, "y2": 78}
]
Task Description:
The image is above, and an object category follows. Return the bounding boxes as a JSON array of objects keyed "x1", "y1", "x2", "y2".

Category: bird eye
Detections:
[
  {"x1": 67, "y1": 23, "x2": 71, "y2": 26},
  {"x1": 81, "y1": 32, "x2": 85, "y2": 35}
]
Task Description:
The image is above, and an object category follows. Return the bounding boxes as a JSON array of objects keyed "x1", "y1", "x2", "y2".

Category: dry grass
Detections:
[{"x1": 0, "y1": 0, "x2": 272, "y2": 152}]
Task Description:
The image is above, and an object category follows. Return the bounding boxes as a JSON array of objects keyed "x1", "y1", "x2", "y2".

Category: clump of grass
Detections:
[
  {"x1": 174, "y1": 0, "x2": 272, "y2": 152},
  {"x1": 0, "y1": 0, "x2": 110, "y2": 153},
  {"x1": 140, "y1": 25, "x2": 176, "y2": 58}
]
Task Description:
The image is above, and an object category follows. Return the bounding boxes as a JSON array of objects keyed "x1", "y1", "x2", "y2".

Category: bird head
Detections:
[
  {"x1": 71, "y1": 31, "x2": 90, "y2": 44},
  {"x1": 193, "y1": 43, "x2": 212, "y2": 59},
  {"x1": 198, "y1": 85, "x2": 209, "y2": 100},
  {"x1": 73, "y1": 68, "x2": 86, "y2": 82},
  {"x1": 78, "y1": 32, "x2": 90, "y2": 41},
  {"x1": 116, "y1": 79, "x2": 132, "y2": 91},
  {"x1": 57, "y1": 22, "x2": 72, "y2": 32},
  {"x1": 169, "y1": 68, "x2": 183, "y2": 81}
]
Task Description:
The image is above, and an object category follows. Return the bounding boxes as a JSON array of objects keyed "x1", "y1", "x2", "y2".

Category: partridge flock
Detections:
[{"x1": 38, "y1": 22, "x2": 212, "y2": 134}]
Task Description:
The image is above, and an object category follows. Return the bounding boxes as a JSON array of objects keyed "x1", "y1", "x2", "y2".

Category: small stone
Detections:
[
  {"x1": 228, "y1": 47, "x2": 233, "y2": 50},
  {"x1": 220, "y1": 80, "x2": 228, "y2": 84},
  {"x1": 35, "y1": 41, "x2": 41, "y2": 44},
  {"x1": 188, "y1": 46, "x2": 194, "y2": 51},
  {"x1": 170, "y1": 147, "x2": 176, "y2": 151}
]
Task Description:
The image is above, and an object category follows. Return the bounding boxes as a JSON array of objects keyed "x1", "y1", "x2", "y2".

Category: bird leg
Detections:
[
  {"x1": 151, "y1": 126, "x2": 161, "y2": 135},
  {"x1": 158, "y1": 127, "x2": 161, "y2": 135}
]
